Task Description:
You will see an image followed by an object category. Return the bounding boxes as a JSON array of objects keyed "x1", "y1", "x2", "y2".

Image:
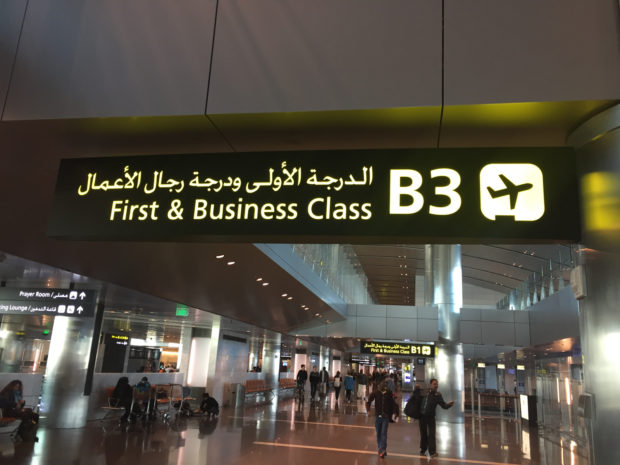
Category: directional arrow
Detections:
[
  {"x1": 77, "y1": 306, "x2": 83, "y2": 314},
  {"x1": 79, "y1": 292, "x2": 86, "y2": 300}
]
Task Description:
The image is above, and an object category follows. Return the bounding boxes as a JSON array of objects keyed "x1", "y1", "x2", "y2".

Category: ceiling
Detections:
[{"x1": 353, "y1": 244, "x2": 573, "y2": 305}]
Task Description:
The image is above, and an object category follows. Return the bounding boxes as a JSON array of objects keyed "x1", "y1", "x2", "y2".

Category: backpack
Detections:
[{"x1": 404, "y1": 395, "x2": 420, "y2": 419}]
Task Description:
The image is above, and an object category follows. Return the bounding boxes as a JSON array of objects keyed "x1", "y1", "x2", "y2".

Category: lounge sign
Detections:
[
  {"x1": 48, "y1": 148, "x2": 580, "y2": 242},
  {"x1": 361, "y1": 340, "x2": 435, "y2": 357},
  {"x1": 0, "y1": 288, "x2": 97, "y2": 317}
]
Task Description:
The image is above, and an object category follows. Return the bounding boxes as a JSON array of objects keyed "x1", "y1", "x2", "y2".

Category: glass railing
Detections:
[
  {"x1": 290, "y1": 244, "x2": 373, "y2": 304},
  {"x1": 496, "y1": 251, "x2": 574, "y2": 310}
]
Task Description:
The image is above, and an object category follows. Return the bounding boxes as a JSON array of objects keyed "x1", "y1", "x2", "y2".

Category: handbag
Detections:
[{"x1": 404, "y1": 395, "x2": 420, "y2": 419}]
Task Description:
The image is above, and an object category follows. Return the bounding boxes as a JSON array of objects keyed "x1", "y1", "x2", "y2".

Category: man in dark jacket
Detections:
[
  {"x1": 309, "y1": 366, "x2": 320, "y2": 401},
  {"x1": 366, "y1": 380, "x2": 398, "y2": 458},
  {"x1": 419, "y1": 378, "x2": 454, "y2": 458}
]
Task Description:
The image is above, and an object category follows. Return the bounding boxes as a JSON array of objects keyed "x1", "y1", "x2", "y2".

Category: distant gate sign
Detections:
[
  {"x1": 360, "y1": 340, "x2": 435, "y2": 357},
  {"x1": 0, "y1": 288, "x2": 97, "y2": 317}
]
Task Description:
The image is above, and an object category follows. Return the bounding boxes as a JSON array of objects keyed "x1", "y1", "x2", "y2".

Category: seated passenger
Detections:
[
  {"x1": 0, "y1": 379, "x2": 39, "y2": 440},
  {"x1": 134, "y1": 376, "x2": 154, "y2": 415},
  {"x1": 135, "y1": 376, "x2": 151, "y2": 394},
  {"x1": 112, "y1": 376, "x2": 134, "y2": 422},
  {"x1": 197, "y1": 393, "x2": 219, "y2": 417}
]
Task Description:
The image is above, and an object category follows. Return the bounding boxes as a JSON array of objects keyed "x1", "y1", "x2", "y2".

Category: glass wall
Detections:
[
  {"x1": 536, "y1": 356, "x2": 588, "y2": 449},
  {"x1": 0, "y1": 315, "x2": 51, "y2": 374},
  {"x1": 291, "y1": 244, "x2": 373, "y2": 304}
]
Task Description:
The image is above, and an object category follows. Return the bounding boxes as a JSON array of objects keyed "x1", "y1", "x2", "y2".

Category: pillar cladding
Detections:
[
  {"x1": 40, "y1": 315, "x2": 98, "y2": 428},
  {"x1": 568, "y1": 103, "x2": 620, "y2": 465},
  {"x1": 425, "y1": 244, "x2": 464, "y2": 423}
]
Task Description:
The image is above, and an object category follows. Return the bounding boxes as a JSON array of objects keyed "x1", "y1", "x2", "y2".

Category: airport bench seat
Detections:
[{"x1": 278, "y1": 378, "x2": 297, "y2": 390}]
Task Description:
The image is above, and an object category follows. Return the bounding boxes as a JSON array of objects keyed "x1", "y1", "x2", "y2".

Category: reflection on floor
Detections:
[{"x1": 0, "y1": 393, "x2": 589, "y2": 465}]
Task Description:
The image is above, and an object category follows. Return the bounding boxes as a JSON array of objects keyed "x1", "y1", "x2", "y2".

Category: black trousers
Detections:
[
  {"x1": 310, "y1": 382, "x2": 318, "y2": 399},
  {"x1": 334, "y1": 386, "x2": 341, "y2": 400},
  {"x1": 418, "y1": 414, "x2": 437, "y2": 454}
]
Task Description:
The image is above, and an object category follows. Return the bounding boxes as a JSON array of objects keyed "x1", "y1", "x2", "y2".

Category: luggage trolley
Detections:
[{"x1": 171, "y1": 384, "x2": 195, "y2": 417}]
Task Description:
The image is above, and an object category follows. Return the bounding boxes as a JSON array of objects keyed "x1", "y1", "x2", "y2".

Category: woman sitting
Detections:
[{"x1": 0, "y1": 379, "x2": 39, "y2": 440}]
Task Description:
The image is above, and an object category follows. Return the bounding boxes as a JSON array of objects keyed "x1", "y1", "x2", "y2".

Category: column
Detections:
[
  {"x1": 568, "y1": 103, "x2": 620, "y2": 465},
  {"x1": 425, "y1": 244, "x2": 464, "y2": 423},
  {"x1": 41, "y1": 302, "x2": 101, "y2": 428}
]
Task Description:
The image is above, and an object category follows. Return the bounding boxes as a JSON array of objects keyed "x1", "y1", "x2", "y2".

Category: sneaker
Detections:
[
  {"x1": 430, "y1": 452, "x2": 438, "y2": 458},
  {"x1": 379, "y1": 450, "x2": 386, "y2": 458}
]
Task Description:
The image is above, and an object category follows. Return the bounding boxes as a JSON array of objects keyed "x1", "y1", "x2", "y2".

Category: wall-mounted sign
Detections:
[
  {"x1": 48, "y1": 148, "x2": 580, "y2": 243},
  {"x1": 0, "y1": 288, "x2": 97, "y2": 317},
  {"x1": 360, "y1": 340, "x2": 435, "y2": 357}
]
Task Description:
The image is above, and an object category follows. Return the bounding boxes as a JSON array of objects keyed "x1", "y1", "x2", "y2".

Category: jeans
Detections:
[
  {"x1": 334, "y1": 386, "x2": 341, "y2": 400},
  {"x1": 374, "y1": 415, "x2": 390, "y2": 452}
]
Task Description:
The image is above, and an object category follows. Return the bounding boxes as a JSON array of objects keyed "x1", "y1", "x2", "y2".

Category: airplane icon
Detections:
[
  {"x1": 487, "y1": 174, "x2": 533, "y2": 210},
  {"x1": 480, "y1": 163, "x2": 545, "y2": 221}
]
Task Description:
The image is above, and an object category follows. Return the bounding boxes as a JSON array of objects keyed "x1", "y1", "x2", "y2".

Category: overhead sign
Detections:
[
  {"x1": 0, "y1": 288, "x2": 97, "y2": 317},
  {"x1": 361, "y1": 340, "x2": 435, "y2": 357},
  {"x1": 47, "y1": 148, "x2": 580, "y2": 243}
]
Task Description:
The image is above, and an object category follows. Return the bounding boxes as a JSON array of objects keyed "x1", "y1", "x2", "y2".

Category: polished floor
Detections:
[{"x1": 0, "y1": 393, "x2": 589, "y2": 465}]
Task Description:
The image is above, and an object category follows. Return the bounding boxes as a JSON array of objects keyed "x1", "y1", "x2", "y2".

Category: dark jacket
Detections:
[
  {"x1": 319, "y1": 369, "x2": 329, "y2": 383},
  {"x1": 296, "y1": 369, "x2": 308, "y2": 384},
  {"x1": 112, "y1": 378, "x2": 133, "y2": 407},
  {"x1": 309, "y1": 370, "x2": 320, "y2": 385},
  {"x1": 420, "y1": 389, "x2": 452, "y2": 417},
  {"x1": 366, "y1": 389, "x2": 398, "y2": 418}
]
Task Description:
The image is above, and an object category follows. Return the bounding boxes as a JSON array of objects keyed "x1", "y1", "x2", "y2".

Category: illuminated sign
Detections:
[
  {"x1": 48, "y1": 148, "x2": 580, "y2": 243},
  {"x1": 360, "y1": 340, "x2": 435, "y2": 357},
  {"x1": 108, "y1": 334, "x2": 129, "y2": 346},
  {"x1": 0, "y1": 288, "x2": 97, "y2": 317},
  {"x1": 175, "y1": 305, "x2": 189, "y2": 317}
]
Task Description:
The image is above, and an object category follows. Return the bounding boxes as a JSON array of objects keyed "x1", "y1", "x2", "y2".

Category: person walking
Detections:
[
  {"x1": 309, "y1": 366, "x2": 320, "y2": 401},
  {"x1": 419, "y1": 378, "x2": 455, "y2": 458},
  {"x1": 366, "y1": 380, "x2": 399, "y2": 458},
  {"x1": 333, "y1": 370, "x2": 343, "y2": 402},
  {"x1": 296, "y1": 364, "x2": 308, "y2": 399},
  {"x1": 319, "y1": 367, "x2": 329, "y2": 399},
  {"x1": 356, "y1": 369, "x2": 368, "y2": 400},
  {"x1": 344, "y1": 371, "x2": 355, "y2": 403}
]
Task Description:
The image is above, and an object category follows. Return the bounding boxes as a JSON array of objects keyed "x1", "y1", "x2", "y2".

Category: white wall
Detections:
[
  {"x1": 186, "y1": 337, "x2": 211, "y2": 387},
  {"x1": 211, "y1": 338, "x2": 250, "y2": 406}
]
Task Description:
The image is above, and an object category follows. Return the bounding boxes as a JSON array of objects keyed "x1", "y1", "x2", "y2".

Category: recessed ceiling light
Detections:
[
  {"x1": 281, "y1": 293, "x2": 288, "y2": 297},
  {"x1": 262, "y1": 282, "x2": 269, "y2": 286},
  {"x1": 227, "y1": 261, "x2": 235, "y2": 266},
  {"x1": 256, "y1": 277, "x2": 263, "y2": 282},
  {"x1": 216, "y1": 254, "x2": 225, "y2": 259},
  {"x1": 287, "y1": 297, "x2": 293, "y2": 300}
]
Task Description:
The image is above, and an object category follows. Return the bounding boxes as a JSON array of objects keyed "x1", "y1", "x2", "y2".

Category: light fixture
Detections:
[
  {"x1": 227, "y1": 261, "x2": 235, "y2": 266},
  {"x1": 256, "y1": 277, "x2": 263, "y2": 282},
  {"x1": 216, "y1": 254, "x2": 225, "y2": 259},
  {"x1": 287, "y1": 297, "x2": 293, "y2": 300},
  {"x1": 262, "y1": 282, "x2": 269, "y2": 286},
  {"x1": 281, "y1": 293, "x2": 288, "y2": 297}
]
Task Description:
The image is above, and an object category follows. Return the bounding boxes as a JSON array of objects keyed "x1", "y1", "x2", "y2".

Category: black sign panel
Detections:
[
  {"x1": 0, "y1": 288, "x2": 97, "y2": 317},
  {"x1": 361, "y1": 340, "x2": 435, "y2": 357},
  {"x1": 48, "y1": 148, "x2": 580, "y2": 243}
]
